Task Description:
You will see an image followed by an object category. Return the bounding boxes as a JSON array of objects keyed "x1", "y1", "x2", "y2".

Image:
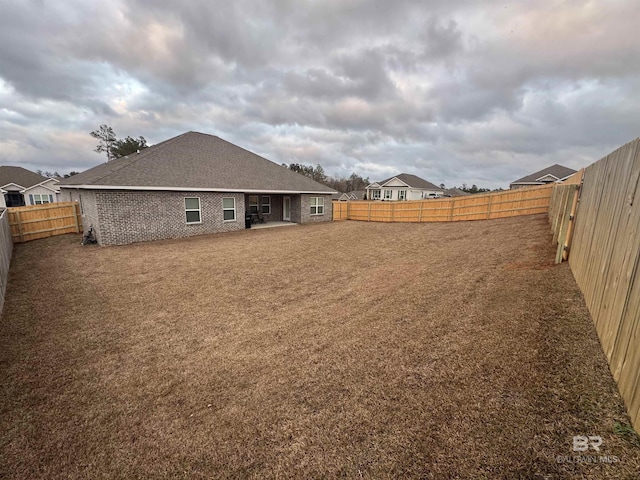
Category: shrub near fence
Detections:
[
  {"x1": 333, "y1": 184, "x2": 553, "y2": 222},
  {"x1": 8, "y1": 202, "x2": 82, "y2": 243}
]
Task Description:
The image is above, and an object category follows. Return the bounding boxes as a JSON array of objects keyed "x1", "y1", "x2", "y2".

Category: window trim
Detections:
[
  {"x1": 310, "y1": 196, "x2": 324, "y2": 216},
  {"x1": 371, "y1": 189, "x2": 381, "y2": 200},
  {"x1": 222, "y1": 197, "x2": 236, "y2": 222},
  {"x1": 33, "y1": 194, "x2": 51, "y2": 205},
  {"x1": 261, "y1": 195, "x2": 271, "y2": 214},
  {"x1": 384, "y1": 189, "x2": 392, "y2": 200},
  {"x1": 398, "y1": 190, "x2": 407, "y2": 201},
  {"x1": 185, "y1": 197, "x2": 202, "y2": 224}
]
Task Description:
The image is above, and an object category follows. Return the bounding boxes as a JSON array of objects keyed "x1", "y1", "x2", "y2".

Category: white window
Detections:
[
  {"x1": 33, "y1": 194, "x2": 51, "y2": 205},
  {"x1": 248, "y1": 195, "x2": 259, "y2": 214},
  {"x1": 398, "y1": 190, "x2": 407, "y2": 201},
  {"x1": 185, "y1": 197, "x2": 201, "y2": 224},
  {"x1": 371, "y1": 190, "x2": 381, "y2": 200},
  {"x1": 223, "y1": 197, "x2": 236, "y2": 221},
  {"x1": 310, "y1": 197, "x2": 324, "y2": 215},
  {"x1": 261, "y1": 196, "x2": 271, "y2": 214},
  {"x1": 384, "y1": 190, "x2": 392, "y2": 200}
]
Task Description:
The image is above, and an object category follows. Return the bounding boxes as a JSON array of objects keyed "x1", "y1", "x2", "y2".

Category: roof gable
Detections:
[
  {"x1": 0, "y1": 182, "x2": 26, "y2": 191},
  {"x1": 59, "y1": 132, "x2": 336, "y2": 194},
  {"x1": 376, "y1": 173, "x2": 442, "y2": 191},
  {"x1": 381, "y1": 177, "x2": 410, "y2": 188},
  {"x1": 535, "y1": 173, "x2": 559, "y2": 182},
  {"x1": 0, "y1": 166, "x2": 49, "y2": 189}
]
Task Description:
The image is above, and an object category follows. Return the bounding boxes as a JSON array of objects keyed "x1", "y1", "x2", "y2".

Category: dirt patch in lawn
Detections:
[{"x1": 1, "y1": 215, "x2": 638, "y2": 479}]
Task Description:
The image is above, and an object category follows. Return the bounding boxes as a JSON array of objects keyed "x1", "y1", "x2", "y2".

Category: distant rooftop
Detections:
[{"x1": 511, "y1": 164, "x2": 577, "y2": 186}]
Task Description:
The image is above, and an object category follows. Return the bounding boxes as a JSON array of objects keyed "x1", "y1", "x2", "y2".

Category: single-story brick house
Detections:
[
  {"x1": 59, "y1": 132, "x2": 336, "y2": 245},
  {"x1": 366, "y1": 173, "x2": 444, "y2": 201},
  {"x1": 0, "y1": 166, "x2": 60, "y2": 207}
]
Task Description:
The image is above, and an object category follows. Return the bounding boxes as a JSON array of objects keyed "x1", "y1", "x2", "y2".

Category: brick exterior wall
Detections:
[
  {"x1": 62, "y1": 189, "x2": 102, "y2": 243},
  {"x1": 290, "y1": 195, "x2": 302, "y2": 223},
  {"x1": 60, "y1": 189, "x2": 332, "y2": 246},
  {"x1": 97, "y1": 191, "x2": 245, "y2": 245},
  {"x1": 60, "y1": 189, "x2": 245, "y2": 245},
  {"x1": 299, "y1": 194, "x2": 333, "y2": 224}
]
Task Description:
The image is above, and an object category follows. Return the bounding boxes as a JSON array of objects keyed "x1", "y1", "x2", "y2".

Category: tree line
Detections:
[
  {"x1": 284, "y1": 163, "x2": 495, "y2": 194},
  {"x1": 284, "y1": 164, "x2": 370, "y2": 193}
]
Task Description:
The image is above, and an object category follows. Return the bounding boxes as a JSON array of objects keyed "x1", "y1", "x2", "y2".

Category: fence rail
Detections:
[
  {"x1": 333, "y1": 185, "x2": 553, "y2": 223},
  {"x1": 8, "y1": 202, "x2": 82, "y2": 243}
]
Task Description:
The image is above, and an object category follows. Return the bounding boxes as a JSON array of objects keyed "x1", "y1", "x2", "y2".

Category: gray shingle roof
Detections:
[
  {"x1": 0, "y1": 166, "x2": 49, "y2": 189},
  {"x1": 378, "y1": 173, "x2": 442, "y2": 191},
  {"x1": 443, "y1": 187, "x2": 470, "y2": 197},
  {"x1": 511, "y1": 164, "x2": 577, "y2": 185},
  {"x1": 60, "y1": 132, "x2": 336, "y2": 194}
]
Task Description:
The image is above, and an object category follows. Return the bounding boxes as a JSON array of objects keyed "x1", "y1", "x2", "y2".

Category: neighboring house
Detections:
[
  {"x1": 59, "y1": 132, "x2": 337, "y2": 246},
  {"x1": 443, "y1": 188, "x2": 471, "y2": 197},
  {"x1": 366, "y1": 173, "x2": 444, "y2": 201},
  {"x1": 0, "y1": 166, "x2": 60, "y2": 207},
  {"x1": 337, "y1": 190, "x2": 365, "y2": 201},
  {"x1": 510, "y1": 164, "x2": 577, "y2": 189}
]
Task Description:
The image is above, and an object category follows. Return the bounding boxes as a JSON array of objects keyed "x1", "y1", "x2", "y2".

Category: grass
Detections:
[{"x1": 1, "y1": 215, "x2": 639, "y2": 479}]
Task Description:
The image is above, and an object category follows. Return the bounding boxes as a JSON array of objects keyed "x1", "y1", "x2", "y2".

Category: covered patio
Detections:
[{"x1": 250, "y1": 221, "x2": 298, "y2": 230}]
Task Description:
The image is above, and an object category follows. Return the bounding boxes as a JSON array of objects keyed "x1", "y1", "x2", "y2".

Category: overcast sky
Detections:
[{"x1": 1, "y1": 0, "x2": 639, "y2": 189}]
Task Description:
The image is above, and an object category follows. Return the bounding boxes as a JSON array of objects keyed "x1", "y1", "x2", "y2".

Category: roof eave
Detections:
[{"x1": 58, "y1": 184, "x2": 337, "y2": 195}]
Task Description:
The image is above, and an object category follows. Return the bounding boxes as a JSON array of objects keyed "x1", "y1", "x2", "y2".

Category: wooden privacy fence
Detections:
[
  {"x1": 548, "y1": 182, "x2": 581, "y2": 264},
  {"x1": 8, "y1": 202, "x2": 82, "y2": 243},
  {"x1": 559, "y1": 137, "x2": 640, "y2": 429},
  {"x1": 333, "y1": 184, "x2": 552, "y2": 222},
  {"x1": 0, "y1": 209, "x2": 12, "y2": 316}
]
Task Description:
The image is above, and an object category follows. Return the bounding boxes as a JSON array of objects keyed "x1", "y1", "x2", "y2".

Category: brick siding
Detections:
[
  {"x1": 60, "y1": 189, "x2": 332, "y2": 246},
  {"x1": 300, "y1": 194, "x2": 333, "y2": 224},
  {"x1": 62, "y1": 189, "x2": 102, "y2": 243}
]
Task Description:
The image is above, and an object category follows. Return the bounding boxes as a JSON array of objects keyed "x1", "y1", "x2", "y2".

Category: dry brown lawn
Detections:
[{"x1": 1, "y1": 215, "x2": 639, "y2": 479}]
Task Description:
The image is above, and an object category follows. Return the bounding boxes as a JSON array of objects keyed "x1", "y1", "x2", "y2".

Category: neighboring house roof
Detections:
[
  {"x1": 372, "y1": 173, "x2": 443, "y2": 191},
  {"x1": 338, "y1": 190, "x2": 365, "y2": 200},
  {"x1": 510, "y1": 164, "x2": 577, "y2": 186},
  {"x1": 59, "y1": 132, "x2": 337, "y2": 194},
  {"x1": 443, "y1": 188, "x2": 470, "y2": 197},
  {"x1": 0, "y1": 166, "x2": 50, "y2": 190}
]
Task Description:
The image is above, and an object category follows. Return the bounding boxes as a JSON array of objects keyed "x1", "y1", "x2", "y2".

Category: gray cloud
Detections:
[{"x1": 0, "y1": 0, "x2": 639, "y2": 188}]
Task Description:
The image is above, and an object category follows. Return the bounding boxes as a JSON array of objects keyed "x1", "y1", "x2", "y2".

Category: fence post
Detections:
[
  {"x1": 73, "y1": 203, "x2": 80, "y2": 233},
  {"x1": 418, "y1": 201, "x2": 423, "y2": 222},
  {"x1": 555, "y1": 185, "x2": 577, "y2": 264},
  {"x1": 487, "y1": 194, "x2": 493, "y2": 219},
  {"x1": 16, "y1": 210, "x2": 25, "y2": 243},
  {"x1": 449, "y1": 198, "x2": 455, "y2": 221},
  {"x1": 368, "y1": 202, "x2": 372, "y2": 222},
  {"x1": 346, "y1": 201, "x2": 351, "y2": 220}
]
